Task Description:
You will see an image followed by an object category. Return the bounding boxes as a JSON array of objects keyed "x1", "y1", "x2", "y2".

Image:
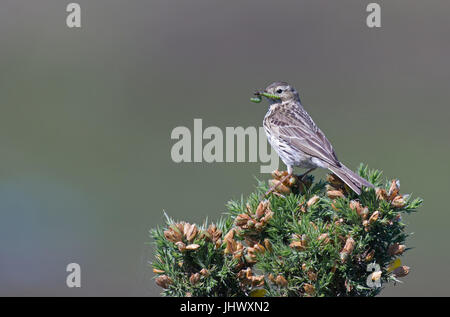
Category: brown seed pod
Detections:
[
  {"x1": 388, "y1": 243, "x2": 406, "y2": 256},
  {"x1": 318, "y1": 233, "x2": 330, "y2": 245},
  {"x1": 342, "y1": 237, "x2": 355, "y2": 253},
  {"x1": 307, "y1": 195, "x2": 320, "y2": 207},
  {"x1": 251, "y1": 275, "x2": 265, "y2": 287},
  {"x1": 327, "y1": 190, "x2": 345, "y2": 199},
  {"x1": 307, "y1": 270, "x2": 317, "y2": 281},
  {"x1": 360, "y1": 207, "x2": 369, "y2": 220},
  {"x1": 223, "y1": 229, "x2": 235, "y2": 242},
  {"x1": 376, "y1": 188, "x2": 389, "y2": 201},
  {"x1": 206, "y1": 224, "x2": 222, "y2": 243},
  {"x1": 289, "y1": 241, "x2": 306, "y2": 251},
  {"x1": 388, "y1": 179, "x2": 401, "y2": 201},
  {"x1": 189, "y1": 273, "x2": 201, "y2": 285},
  {"x1": 200, "y1": 268, "x2": 210, "y2": 277},
  {"x1": 393, "y1": 265, "x2": 410, "y2": 277},
  {"x1": 271, "y1": 169, "x2": 283, "y2": 179},
  {"x1": 155, "y1": 275, "x2": 172, "y2": 289},
  {"x1": 268, "y1": 179, "x2": 291, "y2": 195},
  {"x1": 255, "y1": 200, "x2": 269, "y2": 219},
  {"x1": 164, "y1": 226, "x2": 183, "y2": 243},
  {"x1": 235, "y1": 213, "x2": 251, "y2": 227},
  {"x1": 303, "y1": 283, "x2": 315, "y2": 295},
  {"x1": 275, "y1": 275, "x2": 288, "y2": 287},
  {"x1": 184, "y1": 223, "x2": 198, "y2": 242},
  {"x1": 185, "y1": 243, "x2": 200, "y2": 251},
  {"x1": 391, "y1": 195, "x2": 406, "y2": 208},
  {"x1": 225, "y1": 237, "x2": 244, "y2": 259},
  {"x1": 261, "y1": 210, "x2": 274, "y2": 224},
  {"x1": 175, "y1": 241, "x2": 186, "y2": 252},
  {"x1": 369, "y1": 211, "x2": 380, "y2": 224},
  {"x1": 340, "y1": 237, "x2": 355, "y2": 262},
  {"x1": 234, "y1": 242, "x2": 244, "y2": 259},
  {"x1": 349, "y1": 200, "x2": 362, "y2": 213}
]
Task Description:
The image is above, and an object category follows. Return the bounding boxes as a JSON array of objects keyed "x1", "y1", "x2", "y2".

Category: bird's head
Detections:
[{"x1": 252, "y1": 82, "x2": 300, "y2": 104}]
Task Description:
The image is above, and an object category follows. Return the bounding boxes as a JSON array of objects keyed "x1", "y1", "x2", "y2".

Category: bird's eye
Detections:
[{"x1": 276, "y1": 89, "x2": 283, "y2": 93}]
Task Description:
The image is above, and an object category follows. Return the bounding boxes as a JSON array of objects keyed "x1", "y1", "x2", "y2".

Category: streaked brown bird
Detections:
[{"x1": 257, "y1": 81, "x2": 373, "y2": 195}]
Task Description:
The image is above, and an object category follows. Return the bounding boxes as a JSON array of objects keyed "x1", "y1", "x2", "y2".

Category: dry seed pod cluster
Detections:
[
  {"x1": 388, "y1": 243, "x2": 406, "y2": 256},
  {"x1": 235, "y1": 200, "x2": 273, "y2": 232},
  {"x1": 164, "y1": 222, "x2": 223, "y2": 251},
  {"x1": 157, "y1": 222, "x2": 225, "y2": 289},
  {"x1": 268, "y1": 274, "x2": 288, "y2": 287},
  {"x1": 237, "y1": 268, "x2": 265, "y2": 287},
  {"x1": 289, "y1": 233, "x2": 308, "y2": 251},
  {"x1": 269, "y1": 170, "x2": 312, "y2": 195},
  {"x1": 393, "y1": 265, "x2": 410, "y2": 277},
  {"x1": 164, "y1": 222, "x2": 200, "y2": 251},
  {"x1": 202, "y1": 224, "x2": 223, "y2": 249},
  {"x1": 226, "y1": 210, "x2": 271, "y2": 267},
  {"x1": 376, "y1": 179, "x2": 408, "y2": 208},
  {"x1": 349, "y1": 200, "x2": 369, "y2": 219},
  {"x1": 245, "y1": 242, "x2": 267, "y2": 264},
  {"x1": 223, "y1": 229, "x2": 244, "y2": 260},
  {"x1": 189, "y1": 273, "x2": 201, "y2": 285},
  {"x1": 349, "y1": 199, "x2": 381, "y2": 232},
  {"x1": 155, "y1": 275, "x2": 172, "y2": 289}
]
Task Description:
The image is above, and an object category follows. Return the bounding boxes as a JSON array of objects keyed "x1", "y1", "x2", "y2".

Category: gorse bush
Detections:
[{"x1": 151, "y1": 164, "x2": 422, "y2": 297}]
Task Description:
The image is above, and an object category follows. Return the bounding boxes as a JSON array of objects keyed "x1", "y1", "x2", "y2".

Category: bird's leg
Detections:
[{"x1": 299, "y1": 168, "x2": 316, "y2": 182}]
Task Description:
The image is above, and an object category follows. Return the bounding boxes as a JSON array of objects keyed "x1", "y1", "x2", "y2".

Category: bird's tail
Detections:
[{"x1": 328, "y1": 164, "x2": 374, "y2": 195}]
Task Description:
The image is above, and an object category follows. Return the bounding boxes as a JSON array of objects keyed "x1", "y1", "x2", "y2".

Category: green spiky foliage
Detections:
[{"x1": 151, "y1": 164, "x2": 422, "y2": 297}]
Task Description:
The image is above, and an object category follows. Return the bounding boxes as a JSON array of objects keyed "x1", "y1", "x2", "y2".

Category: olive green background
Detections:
[{"x1": 0, "y1": 0, "x2": 449, "y2": 296}]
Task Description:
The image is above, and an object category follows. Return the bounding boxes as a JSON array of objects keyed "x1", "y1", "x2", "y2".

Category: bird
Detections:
[{"x1": 255, "y1": 81, "x2": 374, "y2": 195}]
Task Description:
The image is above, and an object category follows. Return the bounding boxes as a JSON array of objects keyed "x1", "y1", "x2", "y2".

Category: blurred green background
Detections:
[{"x1": 0, "y1": 0, "x2": 449, "y2": 296}]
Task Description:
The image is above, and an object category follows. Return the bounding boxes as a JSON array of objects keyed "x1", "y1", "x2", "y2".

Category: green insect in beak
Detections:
[
  {"x1": 250, "y1": 91, "x2": 281, "y2": 103},
  {"x1": 250, "y1": 96, "x2": 262, "y2": 103}
]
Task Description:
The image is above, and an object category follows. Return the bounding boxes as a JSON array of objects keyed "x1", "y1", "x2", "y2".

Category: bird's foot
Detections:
[{"x1": 264, "y1": 172, "x2": 293, "y2": 198}]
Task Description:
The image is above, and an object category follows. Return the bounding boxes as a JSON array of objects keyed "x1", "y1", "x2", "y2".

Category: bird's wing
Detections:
[{"x1": 266, "y1": 107, "x2": 341, "y2": 167}]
